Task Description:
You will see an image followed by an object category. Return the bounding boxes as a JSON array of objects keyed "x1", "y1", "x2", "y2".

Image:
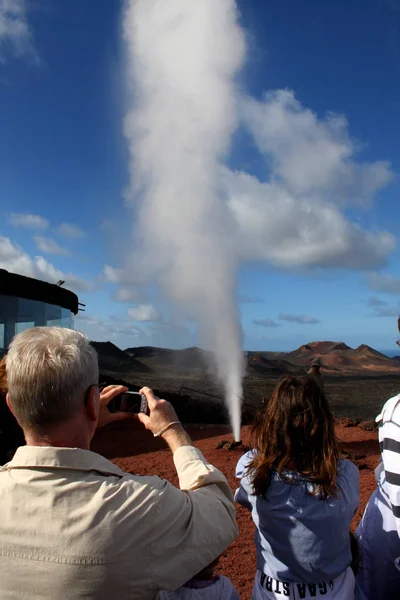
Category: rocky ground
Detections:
[{"x1": 92, "y1": 419, "x2": 380, "y2": 599}]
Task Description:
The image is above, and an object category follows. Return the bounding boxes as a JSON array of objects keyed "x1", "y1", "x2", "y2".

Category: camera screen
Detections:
[{"x1": 112, "y1": 392, "x2": 142, "y2": 413}]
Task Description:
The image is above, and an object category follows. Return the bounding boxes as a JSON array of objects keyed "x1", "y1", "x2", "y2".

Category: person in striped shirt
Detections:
[{"x1": 355, "y1": 317, "x2": 400, "y2": 599}]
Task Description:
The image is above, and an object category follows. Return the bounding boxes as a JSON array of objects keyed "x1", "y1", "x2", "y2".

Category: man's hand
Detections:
[
  {"x1": 138, "y1": 387, "x2": 192, "y2": 452},
  {"x1": 97, "y1": 385, "x2": 134, "y2": 429}
]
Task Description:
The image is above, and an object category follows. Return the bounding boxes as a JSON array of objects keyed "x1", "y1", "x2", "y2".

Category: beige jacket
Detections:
[{"x1": 0, "y1": 445, "x2": 238, "y2": 599}]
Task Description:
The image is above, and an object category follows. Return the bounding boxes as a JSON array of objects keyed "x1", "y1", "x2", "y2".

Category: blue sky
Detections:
[{"x1": 1, "y1": 0, "x2": 400, "y2": 353}]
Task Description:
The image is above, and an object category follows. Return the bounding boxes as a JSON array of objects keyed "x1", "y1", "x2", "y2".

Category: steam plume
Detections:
[{"x1": 123, "y1": 0, "x2": 245, "y2": 439}]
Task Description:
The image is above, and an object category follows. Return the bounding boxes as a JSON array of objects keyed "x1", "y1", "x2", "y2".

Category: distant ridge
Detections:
[
  {"x1": 246, "y1": 352, "x2": 303, "y2": 377},
  {"x1": 91, "y1": 339, "x2": 399, "y2": 384},
  {"x1": 125, "y1": 346, "x2": 305, "y2": 378},
  {"x1": 125, "y1": 346, "x2": 210, "y2": 374},
  {"x1": 91, "y1": 341, "x2": 150, "y2": 374}
]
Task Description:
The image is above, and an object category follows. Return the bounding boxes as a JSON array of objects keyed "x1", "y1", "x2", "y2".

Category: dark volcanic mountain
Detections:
[
  {"x1": 125, "y1": 346, "x2": 210, "y2": 375},
  {"x1": 246, "y1": 352, "x2": 302, "y2": 377},
  {"x1": 90, "y1": 341, "x2": 150, "y2": 377}
]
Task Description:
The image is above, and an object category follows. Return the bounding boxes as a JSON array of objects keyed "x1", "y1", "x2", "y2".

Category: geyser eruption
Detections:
[{"x1": 123, "y1": 0, "x2": 245, "y2": 440}]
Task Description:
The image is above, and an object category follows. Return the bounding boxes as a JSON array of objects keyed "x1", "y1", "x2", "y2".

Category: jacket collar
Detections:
[{"x1": 2, "y1": 445, "x2": 124, "y2": 478}]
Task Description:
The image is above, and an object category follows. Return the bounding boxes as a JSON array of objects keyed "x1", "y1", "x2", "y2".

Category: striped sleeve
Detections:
[{"x1": 378, "y1": 394, "x2": 400, "y2": 528}]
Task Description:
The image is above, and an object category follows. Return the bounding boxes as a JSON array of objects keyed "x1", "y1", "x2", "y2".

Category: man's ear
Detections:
[
  {"x1": 85, "y1": 385, "x2": 100, "y2": 423},
  {"x1": 6, "y1": 393, "x2": 16, "y2": 417}
]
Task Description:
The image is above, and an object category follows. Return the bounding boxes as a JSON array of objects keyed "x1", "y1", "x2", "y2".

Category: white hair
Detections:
[{"x1": 6, "y1": 327, "x2": 99, "y2": 429}]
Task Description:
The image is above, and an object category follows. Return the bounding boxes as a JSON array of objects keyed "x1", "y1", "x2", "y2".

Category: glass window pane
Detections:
[
  {"x1": 0, "y1": 294, "x2": 74, "y2": 351},
  {"x1": 16, "y1": 322, "x2": 35, "y2": 334}
]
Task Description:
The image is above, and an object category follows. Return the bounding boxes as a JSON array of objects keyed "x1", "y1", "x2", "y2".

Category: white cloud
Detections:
[
  {"x1": 103, "y1": 264, "x2": 145, "y2": 286},
  {"x1": 55, "y1": 223, "x2": 85, "y2": 239},
  {"x1": 75, "y1": 315, "x2": 103, "y2": 328},
  {"x1": 0, "y1": 236, "x2": 92, "y2": 292},
  {"x1": 214, "y1": 90, "x2": 396, "y2": 273},
  {"x1": 224, "y1": 169, "x2": 395, "y2": 270},
  {"x1": 76, "y1": 313, "x2": 194, "y2": 349},
  {"x1": 127, "y1": 304, "x2": 160, "y2": 322},
  {"x1": 0, "y1": 0, "x2": 39, "y2": 64},
  {"x1": 279, "y1": 313, "x2": 320, "y2": 324},
  {"x1": 76, "y1": 313, "x2": 143, "y2": 342},
  {"x1": 253, "y1": 318, "x2": 279, "y2": 328},
  {"x1": 242, "y1": 91, "x2": 393, "y2": 208},
  {"x1": 113, "y1": 286, "x2": 144, "y2": 303},
  {"x1": 9, "y1": 212, "x2": 48, "y2": 230},
  {"x1": 367, "y1": 273, "x2": 400, "y2": 294},
  {"x1": 104, "y1": 264, "x2": 126, "y2": 283},
  {"x1": 34, "y1": 235, "x2": 69, "y2": 256}
]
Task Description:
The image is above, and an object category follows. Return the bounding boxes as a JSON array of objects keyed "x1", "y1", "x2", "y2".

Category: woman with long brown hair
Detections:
[{"x1": 235, "y1": 375, "x2": 360, "y2": 599}]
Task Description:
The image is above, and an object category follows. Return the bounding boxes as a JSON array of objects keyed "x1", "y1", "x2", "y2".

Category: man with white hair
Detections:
[{"x1": 0, "y1": 327, "x2": 238, "y2": 600}]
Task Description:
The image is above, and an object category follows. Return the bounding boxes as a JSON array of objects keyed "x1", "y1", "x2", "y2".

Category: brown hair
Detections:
[{"x1": 247, "y1": 375, "x2": 339, "y2": 499}]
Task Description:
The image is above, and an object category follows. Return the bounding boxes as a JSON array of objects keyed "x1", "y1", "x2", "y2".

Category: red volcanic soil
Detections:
[{"x1": 92, "y1": 421, "x2": 380, "y2": 598}]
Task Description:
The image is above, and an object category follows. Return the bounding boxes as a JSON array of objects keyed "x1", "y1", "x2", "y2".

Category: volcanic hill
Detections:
[
  {"x1": 284, "y1": 341, "x2": 398, "y2": 375},
  {"x1": 90, "y1": 341, "x2": 150, "y2": 378}
]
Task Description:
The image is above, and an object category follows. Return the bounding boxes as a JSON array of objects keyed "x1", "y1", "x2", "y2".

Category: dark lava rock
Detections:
[
  {"x1": 358, "y1": 420, "x2": 377, "y2": 432},
  {"x1": 216, "y1": 440, "x2": 230, "y2": 449},
  {"x1": 338, "y1": 418, "x2": 360, "y2": 428},
  {"x1": 216, "y1": 440, "x2": 249, "y2": 452},
  {"x1": 357, "y1": 462, "x2": 368, "y2": 470}
]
